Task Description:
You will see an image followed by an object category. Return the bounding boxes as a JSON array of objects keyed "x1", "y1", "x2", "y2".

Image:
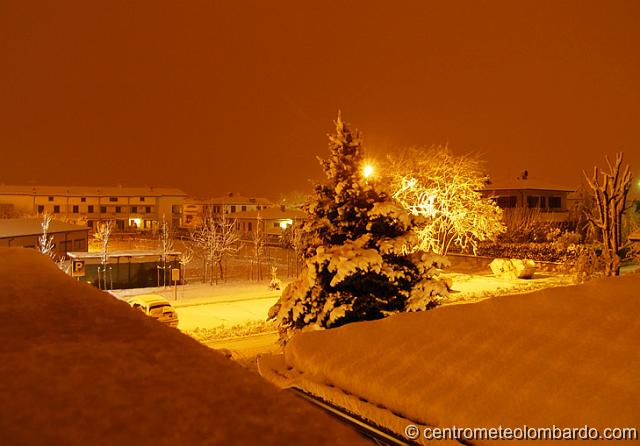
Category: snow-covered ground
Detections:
[
  {"x1": 0, "y1": 248, "x2": 371, "y2": 446},
  {"x1": 259, "y1": 272, "x2": 640, "y2": 445}
]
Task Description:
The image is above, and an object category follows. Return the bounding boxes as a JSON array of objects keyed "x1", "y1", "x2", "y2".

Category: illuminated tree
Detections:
[
  {"x1": 269, "y1": 114, "x2": 449, "y2": 341},
  {"x1": 387, "y1": 146, "x2": 505, "y2": 256},
  {"x1": 95, "y1": 220, "x2": 113, "y2": 289},
  {"x1": 584, "y1": 153, "x2": 633, "y2": 276},
  {"x1": 38, "y1": 213, "x2": 56, "y2": 260}
]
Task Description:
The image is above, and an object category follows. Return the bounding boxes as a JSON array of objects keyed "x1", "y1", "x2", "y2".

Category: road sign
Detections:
[
  {"x1": 171, "y1": 268, "x2": 180, "y2": 282},
  {"x1": 72, "y1": 260, "x2": 86, "y2": 277}
]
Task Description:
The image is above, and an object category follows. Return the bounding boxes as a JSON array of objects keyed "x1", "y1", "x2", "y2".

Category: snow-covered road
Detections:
[{"x1": 177, "y1": 296, "x2": 278, "y2": 330}]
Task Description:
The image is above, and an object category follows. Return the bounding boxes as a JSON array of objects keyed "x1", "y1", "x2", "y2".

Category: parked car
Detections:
[{"x1": 127, "y1": 294, "x2": 179, "y2": 328}]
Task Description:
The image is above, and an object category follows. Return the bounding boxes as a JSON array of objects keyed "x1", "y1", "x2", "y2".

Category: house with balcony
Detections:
[
  {"x1": 480, "y1": 178, "x2": 576, "y2": 222},
  {"x1": 181, "y1": 192, "x2": 273, "y2": 229},
  {"x1": 228, "y1": 205, "x2": 307, "y2": 244}
]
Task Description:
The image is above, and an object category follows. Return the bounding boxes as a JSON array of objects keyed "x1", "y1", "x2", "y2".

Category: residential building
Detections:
[
  {"x1": 181, "y1": 192, "x2": 273, "y2": 228},
  {"x1": 481, "y1": 178, "x2": 575, "y2": 222},
  {"x1": 228, "y1": 205, "x2": 307, "y2": 244},
  {"x1": 0, "y1": 185, "x2": 187, "y2": 231},
  {"x1": 0, "y1": 218, "x2": 90, "y2": 258}
]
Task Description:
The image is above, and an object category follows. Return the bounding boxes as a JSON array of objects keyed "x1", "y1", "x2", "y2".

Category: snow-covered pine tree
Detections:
[{"x1": 269, "y1": 113, "x2": 449, "y2": 341}]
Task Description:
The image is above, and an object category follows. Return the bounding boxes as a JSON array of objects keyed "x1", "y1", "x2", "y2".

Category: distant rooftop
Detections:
[
  {"x1": 228, "y1": 206, "x2": 307, "y2": 220},
  {"x1": 0, "y1": 218, "x2": 89, "y2": 238},
  {"x1": 483, "y1": 179, "x2": 575, "y2": 192},
  {"x1": 189, "y1": 192, "x2": 273, "y2": 205},
  {"x1": 0, "y1": 184, "x2": 187, "y2": 197}
]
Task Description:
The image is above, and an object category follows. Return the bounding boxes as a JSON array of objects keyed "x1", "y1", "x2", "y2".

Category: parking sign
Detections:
[{"x1": 72, "y1": 260, "x2": 85, "y2": 277}]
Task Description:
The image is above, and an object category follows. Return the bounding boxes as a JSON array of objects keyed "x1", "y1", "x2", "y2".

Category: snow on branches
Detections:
[
  {"x1": 388, "y1": 146, "x2": 505, "y2": 256},
  {"x1": 584, "y1": 153, "x2": 633, "y2": 276},
  {"x1": 269, "y1": 114, "x2": 449, "y2": 342},
  {"x1": 38, "y1": 213, "x2": 56, "y2": 260}
]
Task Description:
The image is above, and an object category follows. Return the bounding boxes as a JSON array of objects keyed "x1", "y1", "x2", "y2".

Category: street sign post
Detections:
[
  {"x1": 171, "y1": 268, "x2": 180, "y2": 300},
  {"x1": 72, "y1": 260, "x2": 86, "y2": 277}
]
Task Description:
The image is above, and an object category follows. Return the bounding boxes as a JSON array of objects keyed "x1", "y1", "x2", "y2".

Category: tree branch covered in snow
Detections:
[
  {"x1": 38, "y1": 213, "x2": 56, "y2": 260},
  {"x1": 192, "y1": 212, "x2": 239, "y2": 284},
  {"x1": 584, "y1": 152, "x2": 633, "y2": 276},
  {"x1": 387, "y1": 146, "x2": 505, "y2": 256},
  {"x1": 269, "y1": 114, "x2": 449, "y2": 342}
]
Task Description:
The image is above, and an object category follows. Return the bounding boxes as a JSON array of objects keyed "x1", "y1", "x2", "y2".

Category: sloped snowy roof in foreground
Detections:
[
  {"x1": 260, "y1": 274, "x2": 640, "y2": 445},
  {"x1": 0, "y1": 248, "x2": 369, "y2": 446}
]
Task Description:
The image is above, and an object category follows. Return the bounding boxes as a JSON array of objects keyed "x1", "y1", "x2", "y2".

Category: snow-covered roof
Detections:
[
  {"x1": 260, "y1": 274, "x2": 640, "y2": 444},
  {"x1": 188, "y1": 193, "x2": 273, "y2": 206},
  {"x1": 67, "y1": 249, "x2": 182, "y2": 259},
  {"x1": 0, "y1": 247, "x2": 370, "y2": 445},
  {"x1": 0, "y1": 184, "x2": 187, "y2": 197},
  {"x1": 483, "y1": 179, "x2": 575, "y2": 192},
  {"x1": 227, "y1": 206, "x2": 307, "y2": 220},
  {"x1": 0, "y1": 218, "x2": 89, "y2": 238}
]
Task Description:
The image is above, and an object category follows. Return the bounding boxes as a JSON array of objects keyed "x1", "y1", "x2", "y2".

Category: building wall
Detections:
[
  {"x1": 0, "y1": 190, "x2": 185, "y2": 232},
  {"x1": 482, "y1": 189, "x2": 571, "y2": 222}
]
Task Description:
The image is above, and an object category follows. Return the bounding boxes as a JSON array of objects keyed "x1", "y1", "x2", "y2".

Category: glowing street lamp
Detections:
[{"x1": 363, "y1": 164, "x2": 374, "y2": 179}]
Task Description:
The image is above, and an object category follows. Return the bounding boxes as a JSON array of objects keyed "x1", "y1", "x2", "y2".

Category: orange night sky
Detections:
[{"x1": 0, "y1": 0, "x2": 638, "y2": 199}]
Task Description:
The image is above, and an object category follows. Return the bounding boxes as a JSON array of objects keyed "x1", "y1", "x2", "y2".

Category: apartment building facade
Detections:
[{"x1": 0, "y1": 185, "x2": 187, "y2": 231}]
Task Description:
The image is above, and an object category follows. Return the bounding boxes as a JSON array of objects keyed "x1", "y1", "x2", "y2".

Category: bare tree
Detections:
[
  {"x1": 192, "y1": 212, "x2": 239, "y2": 284},
  {"x1": 158, "y1": 214, "x2": 174, "y2": 287},
  {"x1": 179, "y1": 243, "x2": 194, "y2": 285},
  {"x1": 38, "y1": 213, "x2": 56, "y2": 260},
  {"x1": 217, "y1": 213, "x2": 240, "y2": 280},
  {"x1": 280, "y1": 222, "x2": 305, "y2": 277},
  {"x1": 584, "y1": 153, "x2": 633, "y2": 276},
  {"x1": 96, "y1": 220, "x2": 113, "y2": 289},
  {"x1": 251, "y1": 214, "x2": 266, "y2": 280},
  {"x1": 387, "y1": 146, "x2": 505, "y2": 255}
]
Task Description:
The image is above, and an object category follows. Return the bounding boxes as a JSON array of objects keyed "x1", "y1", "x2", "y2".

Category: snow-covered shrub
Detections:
[
  {"x1": 268, "y1": 266, "x2": 282, "y2": 290},
  {"x1": 268, "y1": 114, "x2": 449, "y2": 342}
]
